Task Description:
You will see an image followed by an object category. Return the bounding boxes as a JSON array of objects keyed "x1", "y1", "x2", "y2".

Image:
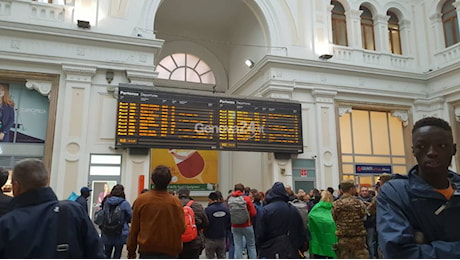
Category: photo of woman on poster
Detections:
[{"x1": 0, "y1": 83, "x2": 15, "y2": 142}]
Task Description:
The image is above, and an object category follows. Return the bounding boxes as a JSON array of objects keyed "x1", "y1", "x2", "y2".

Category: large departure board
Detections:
[{"x1": 116, "y1": 86, "x2": 303, "y2": 153}]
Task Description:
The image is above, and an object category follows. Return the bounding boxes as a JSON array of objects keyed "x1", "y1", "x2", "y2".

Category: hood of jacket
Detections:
[
  {"x1": 395, "y1": 165, "x2": 460, "y2": 199},
  {"x1": 265, "y1": 182, "x2": 289, "y2": 203},
  {"x1": 106, "y1": 196, "x2": 125, "y2": 206},
  {"x1": 231, "y1": 190, "x2": 244, "y2": 197}
]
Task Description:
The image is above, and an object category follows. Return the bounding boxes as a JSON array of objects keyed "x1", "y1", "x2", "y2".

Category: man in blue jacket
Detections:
[
  {"x1": 204, "y1": 191, "x2": 230, "y2": 259},
  {"x1": 0, "y1": 158, "x2": 105, "y2": 258},
  {"x1": 377, "y1": 117, "x2": 460, "y2": 258}
]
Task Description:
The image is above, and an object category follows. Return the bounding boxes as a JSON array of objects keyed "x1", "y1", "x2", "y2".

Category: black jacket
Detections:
[{"x1": 0, "y1": 187, "x2": 105, "y2": 258}]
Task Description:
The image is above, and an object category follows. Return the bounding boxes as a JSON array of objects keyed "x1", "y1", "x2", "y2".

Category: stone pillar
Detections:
[
  {"x1": 312, "y1": 90, "x2": 339, "y2": 190},
  {"x1": 375, "y1": 14, "x2": 390, "y2": 53},
  {"x1": 346, "y1": 9, "x2": 363, "y2": 48},
  {"x1": 429, "y1": 13, "x2": 444, "y2": 51},
  {"x1": 55, "y1": 64, "x2": 96, "y2": 198},
  {"x1": 399, "y1": 19, "x2": 412, "y2": 56}
]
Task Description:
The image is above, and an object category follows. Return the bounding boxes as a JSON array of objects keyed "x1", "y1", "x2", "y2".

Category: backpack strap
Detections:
[
  {"x1": 55, "y1": 201, "x2": 70, "y2": 258},
  {"x1": 186, "y1": 200, "x2": 194, "y2": 207}
]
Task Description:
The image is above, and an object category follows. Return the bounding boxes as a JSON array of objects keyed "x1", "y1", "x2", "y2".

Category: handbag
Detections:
[
  {"x1": 258, "y1": 234, "x2": 299, "y2": 259},
  {"x1": 93, "y1": 208, "x2": 105, "y2": 226}
]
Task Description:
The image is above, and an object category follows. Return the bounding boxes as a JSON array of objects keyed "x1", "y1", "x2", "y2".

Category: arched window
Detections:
[
  {"x1": 360, "y1": 6, "x2": 375, "y2": 50},
  {"x1": 442, "y1": 0, "x2": 460, "y2": 47},
  {"x1": 331, "y1": 0, "x2": 348, "y2": 46},
  {"x1": 155, "y1": 53, "x2": 216, "y2": 84},
  {"x1": 388, "y1": 11, "x2": 402, "y2": 55}
]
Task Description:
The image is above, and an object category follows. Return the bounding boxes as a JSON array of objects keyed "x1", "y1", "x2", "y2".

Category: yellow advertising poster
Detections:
[{"x1": 151, "y1": 149, "x2": 218, "y2": 191}]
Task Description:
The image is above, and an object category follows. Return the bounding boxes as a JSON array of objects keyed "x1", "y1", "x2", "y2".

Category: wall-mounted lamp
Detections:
[
  {"x1": 319, "y1": 54, "x2": 333, "y2": 60},
  {"x1": 106, "y1": 70, "x2": 114, "y2": 84},
  {"x1": 245, "y1": 59, "x2": 255, "y2": 69},
  {"x1": 77, "y1": 20, "x2": 91, "y2": 29}
]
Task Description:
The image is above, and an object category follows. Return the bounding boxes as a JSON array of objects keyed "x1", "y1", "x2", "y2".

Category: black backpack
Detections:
[{"x1": 102, "y1": 201, "x2": 124, "y2": 237}]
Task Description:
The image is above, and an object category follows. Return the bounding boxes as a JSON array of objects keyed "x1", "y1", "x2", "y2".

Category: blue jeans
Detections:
[
  {"x1": 366, "y1": 227, "x2": 377, "y2": 258},
  {"x1": 232, "y1": 226, "x2": 257, "y2": 259}
]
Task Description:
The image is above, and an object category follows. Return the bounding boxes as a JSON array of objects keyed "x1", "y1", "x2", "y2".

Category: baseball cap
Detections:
[{"x1": 80, "y1": 187, "x2": 92, "y2": 193}]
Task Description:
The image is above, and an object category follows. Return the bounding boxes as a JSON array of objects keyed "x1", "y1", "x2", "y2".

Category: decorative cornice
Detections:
[
  {"x1": 338, "y1": 105, "x2": 352, "y2": 116},
  {"x1": 25, "y1": 80, "x2": 52, "y2": 98},
  {"x1": 312, "y1": 89, "x2": 337, "y2": 104},
  {"x1": 258, "y1": 85, "x2": 293, "y2": 100},
  {"x1": 455, "y1": 107, "x2": 460, "y2": 122},
  {"x1": 392, "y1": 110, "x2": 409, "y2": 127},
  {"x1": 126, "y1": 69, "x2": 158, "y2": 86}
]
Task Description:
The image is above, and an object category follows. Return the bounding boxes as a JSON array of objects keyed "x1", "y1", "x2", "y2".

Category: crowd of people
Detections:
[{"x1": 0, "y1": 116, "x2": 458, "y2": 259}]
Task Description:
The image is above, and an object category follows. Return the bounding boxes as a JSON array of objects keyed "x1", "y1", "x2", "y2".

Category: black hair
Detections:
[
  {"x1": 412, "y1": 117, "x2": 452, "y2": 134},
  {"x1": 151, "y1": 165, "x2": 172, "y2": 190},
  {"x1": 327, "y1": 187, "x2": 334, "y2": 194},
  {"x1": 0, "y1": 168, "x2": 8, "y2": 187}
]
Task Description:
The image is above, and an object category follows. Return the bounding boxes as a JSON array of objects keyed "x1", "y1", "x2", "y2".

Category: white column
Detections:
[
  {"x1": 346, "y1": 9, "x2": 363, "y2": 48},
  {"x1": 374, "y1": 14, "x2": 390, "y2": 53},
  {"x1": 54, "y1": 65, "x2": 96, "y2": 198},
  {"x1": 399, "y1": 19, "x2": 412, "y2": 56},
  {"x1": 429, "y1": 13, "x2": 444, "y2": 51},
  {"x1": 312, "y1": 90, "x2": 339, "y2": 190}
]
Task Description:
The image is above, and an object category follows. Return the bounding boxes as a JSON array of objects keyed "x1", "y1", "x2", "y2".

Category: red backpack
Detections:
[{"x1": 182, "y1": 200, "x2": 198, "y2": 242}]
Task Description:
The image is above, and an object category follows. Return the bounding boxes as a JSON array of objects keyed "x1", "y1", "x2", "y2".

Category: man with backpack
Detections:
[
  {"x1": 177, "y1": 186, "x2": 209, "y2": 259},
  {"x1": 228, "y1": 183, "x2": 257, "y2": 259}
]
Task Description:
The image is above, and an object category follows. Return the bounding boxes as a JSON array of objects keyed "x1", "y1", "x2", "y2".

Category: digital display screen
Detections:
[{"x1": 116, "y1": 86, "x2": 303, "y2": 153}]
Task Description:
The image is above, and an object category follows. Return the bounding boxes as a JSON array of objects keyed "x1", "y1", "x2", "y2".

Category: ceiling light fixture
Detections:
[{"x1": 245, "y1": 59, "x2": 255, "y2": 68}]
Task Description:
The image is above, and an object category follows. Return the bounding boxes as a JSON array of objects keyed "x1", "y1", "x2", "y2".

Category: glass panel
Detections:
[
  {"x1": 337, "y1": 21, "x2": 348, "y2": 46},
  {"x1": 445, "y1": 22, "x2": 454, "y2": 47},
  {"x1": 89, "y1": 166, "x2": 121, "y2": 176},
  {"x1": 371, "y1": 111, "x2": 390, "y2": 155},
  {"x1": 364, "y1": 25, "x2": 375, "y2": 50},
  {"x1": 91, "y1": 154, "x2": 121, "y2": 164},
  {"x1": 352, "y1": 110, "x2": 372, "y2": 154},
  {"x1": 201, "y1": 71, "x2": 216, "y2": 84},
  {"x1": 389, "y1": 116, "x2": 405, "y2": 155},
  {"x1": 195, "y1": 60, "x2": 211, "y2": 74},
  {"x1": 186, "y1": 68, "x2": 201, "y2": 83},
  {"x1": 359, "y1": 176, "x2": 373, "y2": 186},
  {"x1": 158, "y1": 55, "x2": 176, "y2": 71},
  {"x1": 354, "y1": 156, "x2": 391, "y2": 164},
  {"x1": 171, "y1": 53, "x2": 186, "y2": 67},
  {"x1": 339, "y1": 113, "x2": 353, "y2": 153},
  {"x1": 393, "y1": 165, "x2": 407, "y2": 175},
  {"x1": 186, "y1": 54, "x2": 200, "y2": 69},
  {"x1": 342, "y1": 164, "x2": 354, "y2": 173},
  {"x1": 342, "y1": 155, "x2": 353, "y2": 162},
  {"x1": 392, "y1": 157, "x2": 406, "y2": 164},
  {"x1": 391, "y1": 30, "x2": 402, "y2": 54},
  {"x1": 292, "y1": 159, "x2": 315, "y2": 168},
  {"x1": 155, "y1": 65, "x2": 170, "y2": 79},
  {"x1": 170, "y1": 67, "x2": 186, "y2": 81},
  {"x1": 342, "y1": 175, "x2": 355, "y2": 181}
]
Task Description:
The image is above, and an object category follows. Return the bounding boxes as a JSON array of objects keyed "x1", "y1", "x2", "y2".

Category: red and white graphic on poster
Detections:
[{"x1": 169, "y1": 149, "x2": 205, "y2": 179}]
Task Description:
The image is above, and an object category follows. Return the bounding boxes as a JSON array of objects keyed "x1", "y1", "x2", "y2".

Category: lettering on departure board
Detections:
[{"x1": 116, "y1": 86, "x2": 303, "y2": 153}]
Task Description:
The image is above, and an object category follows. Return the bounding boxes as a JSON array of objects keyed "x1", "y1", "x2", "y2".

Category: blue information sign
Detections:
[{"x1": 355, "y1": 164, "x2": 392, "y2": 174}]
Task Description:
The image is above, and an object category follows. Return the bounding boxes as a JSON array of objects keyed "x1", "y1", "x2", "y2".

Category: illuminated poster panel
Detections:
[{"x1": 151, "y1": 149, "x2": 218, "y2": 193}]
